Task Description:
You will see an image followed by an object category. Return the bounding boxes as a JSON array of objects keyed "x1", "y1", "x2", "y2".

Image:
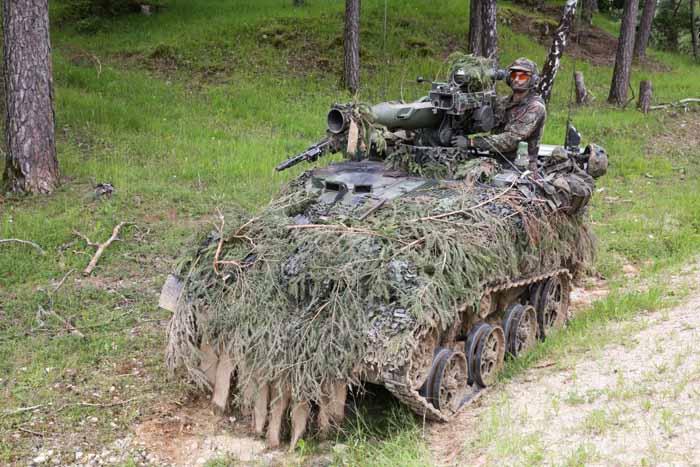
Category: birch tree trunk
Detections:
[
  {"x1": 482, "y1": 0, "x2": 498, "y2": 59},
  {"x1": 608, "y1": 0, "x2": 639, "y2": 105},
  {"x1": 3, "y1": 0, "x2": 59, "y2": 194},
  {"x1": 468, "y1": 0, "x2": 484, "y2": 56},
  {"x1": 634, "y1": 0, "x2": 657, "y2": 59},
  {"x1": 538, "y1": 0, "x2": 578, "y2": 103},
  {"x1": 343, "y1": 0, "x2": 360, "y2": 94}
]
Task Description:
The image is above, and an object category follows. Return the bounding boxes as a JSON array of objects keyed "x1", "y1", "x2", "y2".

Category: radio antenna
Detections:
[
  {"x1": 565, "y1": 0, "x2": 582, "y2": 139},
  {"x1": 381, "y1": 0, "x2": 389, "y2": 100}
]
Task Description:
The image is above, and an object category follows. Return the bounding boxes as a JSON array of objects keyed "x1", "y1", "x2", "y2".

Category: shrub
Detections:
[{"x1": 51, "y1": 0, "x2": 162, "y2": 32}]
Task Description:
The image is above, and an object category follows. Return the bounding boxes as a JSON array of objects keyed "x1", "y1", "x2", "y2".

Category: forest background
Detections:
[{"x1": 1, "y1": 0, "x2": 700, "y2": 465}]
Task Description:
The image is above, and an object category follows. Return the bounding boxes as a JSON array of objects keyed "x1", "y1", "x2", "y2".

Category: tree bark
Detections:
[
  {"x1": 582, "y1": 0, "x2": 597, "y2": 26},
  {"x1": 608, "y1": 0, "x2": 639, "y2": 105},
  {"x1": 538, "y1": 0, "x2": 578, "y2": 103},
  {"x1": 637, "y1": 80, "x2": 652, "y2": 113},
  {"x1": 2, "y1": 0, "x2": 58, "y2": 194},
  {"x1": 482, "y1": 0, "x2": 498, "y2": 58},
  {"x1": 691, "y1": 0, "x2": 699, "y2": 62},
  {"x1": 343, "y1": 0, "x2": 360, "y2": 94},
  {"x1": 634, "y1": 0, "x2": 657, "y2": 59},
  {"x1": 574, "y1": 71, "x2": 590, "y2": 104},
  {"x1": 468, "y1": 0, "x2": 484, "y2": 56}
]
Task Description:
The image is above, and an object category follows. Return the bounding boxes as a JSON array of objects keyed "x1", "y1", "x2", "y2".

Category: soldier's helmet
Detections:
[
  {"x1": 507, "y1": 57, "x2": 540, "y2": 91},
  {"x1": 585, "y1": 144, "x2": 609, "y2": 178}
]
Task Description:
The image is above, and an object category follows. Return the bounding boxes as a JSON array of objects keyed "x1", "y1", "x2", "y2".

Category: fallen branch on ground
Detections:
[
  {"x1": 649, "y1": 98, "x2": 700, "y2": 111},
  {"x1": 0, "y1": 238, "x2": 46, "y2": 255},
  {"x1": 1, "y1": 405, "x2": 45, "y2": 417},
  {"x1": 4, "y1": 397, "x2": 145, "y2": 419},
  {"x1": 74, "y1": 222, "x2": 131, "y2": 275},
  {"x1": 55, "y1": 397, "x2": 141, "y2": 410},
  {"x1": 38, "y1": 305, "x2": 85, "y2": 339},
  {"x1": 18, "y1": 427, "x2": 46, "y2": 437},
  {"x1": 53, "y1": 269, "x2": 75, "y2": 294}
]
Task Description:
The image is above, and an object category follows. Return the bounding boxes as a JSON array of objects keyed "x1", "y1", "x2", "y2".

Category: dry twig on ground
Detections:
[
  {"x1": 38, "y1": 305, "x2": 85, "y2": 339},
  {"x1": 1, "y1": 404, "x2": 45, "y2": 417},
  {"x1": 649, "y1": 98, "x2": 700, "y2": 111},
  {"x1": 74, "y1": 222, "x2": 131, "y2": 275},
  {"x1": 0, "y1": 238, "x2": 46, "y2": 255}
]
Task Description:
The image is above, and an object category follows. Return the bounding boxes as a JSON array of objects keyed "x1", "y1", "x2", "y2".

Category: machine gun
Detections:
[{"x1": 275, "y1": 138, "x2": 332, "y2": 172}]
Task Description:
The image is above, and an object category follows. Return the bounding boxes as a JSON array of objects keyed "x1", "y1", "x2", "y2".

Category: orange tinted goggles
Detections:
[{"x1": 510, "y1": 70, "x2": 530, "y2": 82}]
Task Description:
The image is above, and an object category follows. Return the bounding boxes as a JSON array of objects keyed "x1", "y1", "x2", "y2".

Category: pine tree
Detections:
[
  {"x1": 608, "y1": 0, "x2": 640, "y2": 105},
  {"x1": 3, "y1": 0, "x2": 59, "y2": 194}
]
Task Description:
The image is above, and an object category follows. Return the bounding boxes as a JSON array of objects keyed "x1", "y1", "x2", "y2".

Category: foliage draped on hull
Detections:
[{"x1": 165, "y1": 163, "x2": 595, "y2": 408}]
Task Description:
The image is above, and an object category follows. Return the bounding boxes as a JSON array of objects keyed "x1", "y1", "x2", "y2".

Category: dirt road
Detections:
[{"x1": 430, "y1": 271, "x2": 700, "y2": 466}]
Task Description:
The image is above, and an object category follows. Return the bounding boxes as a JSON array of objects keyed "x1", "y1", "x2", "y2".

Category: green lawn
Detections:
[{"x1": 2, "y1": 0, "x2": 700, "y2": 464}]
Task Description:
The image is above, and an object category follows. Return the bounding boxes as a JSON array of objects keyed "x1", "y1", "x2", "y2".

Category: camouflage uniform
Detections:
[
  {"x1": 472, "y1": 58, "x2": 547, "y2": 162},
  {"x1": 473, "y1": 93, "x2": 547, "y2": 161}
]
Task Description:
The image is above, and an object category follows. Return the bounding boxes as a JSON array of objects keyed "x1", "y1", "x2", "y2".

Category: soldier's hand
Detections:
[
  {"x1": 528, "y1": 162, "x2": 542, "y2": 180},
  {"x1": 451, "y1": 135, "x2": 471, "y2": 149}
]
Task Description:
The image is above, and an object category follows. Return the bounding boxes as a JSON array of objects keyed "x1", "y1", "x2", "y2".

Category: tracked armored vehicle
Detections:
[{"x1": 161, "y1": 55, "x2": 608, "y2": 448}]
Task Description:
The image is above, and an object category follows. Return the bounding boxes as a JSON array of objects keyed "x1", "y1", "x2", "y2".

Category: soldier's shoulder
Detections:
[{"x1": 527, "y1": 94, "x2": 547, "y2": 114}]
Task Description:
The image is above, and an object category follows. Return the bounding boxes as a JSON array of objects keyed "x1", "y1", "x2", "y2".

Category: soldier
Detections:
[{"x1": 452, "y1": 57, "x2": 546, "y2": 172}]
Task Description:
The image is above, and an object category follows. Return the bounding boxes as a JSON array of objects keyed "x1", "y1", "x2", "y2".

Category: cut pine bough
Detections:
[
  {"x1": 161, "y1": 224, "x2": 577, "y2": 449},
  {"x1": 161, "y1": 177, "x2": 595, "y2": 448}
]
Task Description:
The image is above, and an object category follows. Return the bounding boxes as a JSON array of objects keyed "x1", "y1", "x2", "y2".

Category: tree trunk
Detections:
[
  {"x1": 482, "y1": 0, "x2": 498, "y2": 58},
  {"x1": 582, "y1": 0, "x2": 597, "y2": 26},
  {"x1": 663, "y1": 0, "x2": 683, "y2": 51},
  {"x1": 293, "y1": 0, "x2": 304, "y2": 6},
  {"x1": 3, "y1": 0, "x2": 59, "y2": 194},
  {"x1": 634, "y1": 0, "x2": 656, "y2": 59},
  {"x1": 637, "y1": 80, "x2": 652, "y2": 113},
  {"x1": 538, "y1": 0, "x2": 578, "y2": 103},
  {"x1": 468, "y1": 0, "x2": 483, "y2": 56},
  {"x1": 574, "y1": 71, "x2": 590, "y2": 104},
  {"x1": 608, "y1": 0, "x2": 639, "y2": 105},
  {"x1": 691, "y1": 0, "x2": 699, "y2": 62},
  {"x1": 343, "y1": 0, "x2": 360, "y2": 94}
]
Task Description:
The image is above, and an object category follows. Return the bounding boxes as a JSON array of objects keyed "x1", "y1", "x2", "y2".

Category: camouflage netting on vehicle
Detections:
[
  {"x1": 445, "y1": 52, "x2": 495, "y2": 92},
  {"x1": 166, "y1": 173, "x2": 595, "y2": 406},
  {"x1": 385, "y1": 145, "x2": 502, "y2": 180}
]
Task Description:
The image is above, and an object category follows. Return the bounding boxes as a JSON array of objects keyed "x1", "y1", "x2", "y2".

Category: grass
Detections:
[
  {"x1": 2, "y1": 0, "x2": 700, "y2": 464},
  {"x1": 332, "y1": 402, "x2": 431, "y2": 467}
]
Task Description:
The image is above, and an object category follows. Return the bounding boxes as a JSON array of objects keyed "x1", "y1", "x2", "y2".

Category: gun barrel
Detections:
[
  {"x1": 275, "y1": 153, "x2": 306, "y2": 172},
  {"x1": 275, "y1": 139, "x2": 330, "y2": 172}
]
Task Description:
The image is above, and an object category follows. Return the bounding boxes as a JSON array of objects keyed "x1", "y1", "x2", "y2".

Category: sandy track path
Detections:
[{"x1": 429, "y1": 282, "x2": 700, "y2": 465}]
